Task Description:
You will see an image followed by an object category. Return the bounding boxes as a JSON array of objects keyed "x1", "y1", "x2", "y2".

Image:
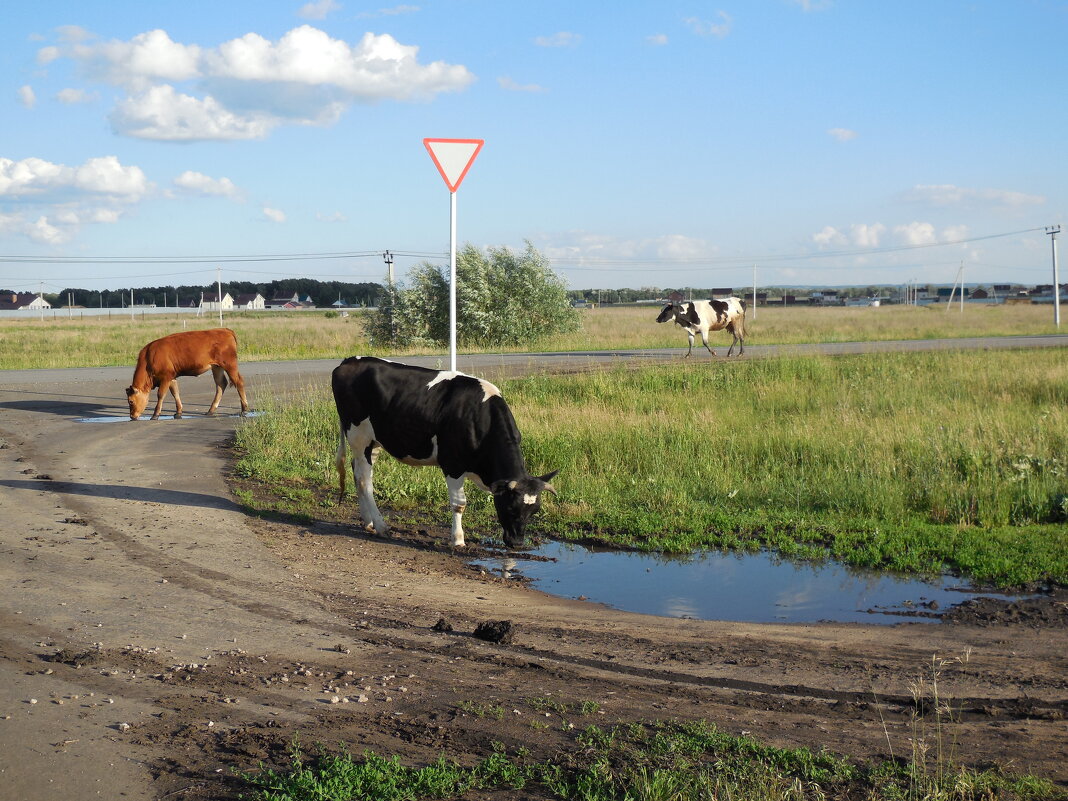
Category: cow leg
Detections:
[
  {"x1": 700, "y1": 329, "x2": 716, "y2": 357},
  {"x1": 685, "y1": 331, "x2": 695, "y2": 357},
  {"x1": 152, "y1": 379, "x2": 172, "y2": 420},
  {"x1": 344, "y1": 419, "x2": 388, "y2": 535},
  {"x1": 225, "y1": 365, "x2": 250, "y2": 415},
  {"x1": 207, "y1": 366, "x2": 227, "y2": 415},
  {"x1": 444, "y1": 475, "x2": 468, "y2": 547},
  {"x1": 170, "y1": 380, "x2": 184, "y2": 418}
]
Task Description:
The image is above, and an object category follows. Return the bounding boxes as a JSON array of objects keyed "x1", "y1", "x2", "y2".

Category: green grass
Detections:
[
  {"x1": 232, "y1": 349, "x2": 1068, "y2": 588},
  {"x1": 2, "y1": 303, "x2": 1062, "y2": 370},
  {"x1": 239, "y1": 719, "x2": 1065, "y2": 801}
]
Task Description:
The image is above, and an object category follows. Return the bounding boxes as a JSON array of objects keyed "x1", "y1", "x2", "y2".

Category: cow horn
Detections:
[{"x1": 538, "y1": 470, "x2": 559, "y2": 495}]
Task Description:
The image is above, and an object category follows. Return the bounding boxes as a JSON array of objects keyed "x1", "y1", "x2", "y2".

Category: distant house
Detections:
[
  {"x1": 267, "y1": 292, "x2": 301, "y2": 309},
  {"x1": 234, "y1": 293, "x2": 265, "y2": 310},
  {"x1": 710, "y1": 287, "x2": 733, "y2": 298},
  {"x1": 970, "y1": 288, "x2": 990, "y2": 300},
  {"x1": 0, "y1": 292, "x2": 51, "y2": 311},
  {"x1": 200, "y1": 291, "x2": 234, "y2": 312}
]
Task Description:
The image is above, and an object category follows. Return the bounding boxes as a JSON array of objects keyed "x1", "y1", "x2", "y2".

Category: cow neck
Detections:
[
  {"x1": 131, "y1": 356, "x2": 153, "y2": 391},
  {"x1": 479, "y1": 398, "x2": 528, "y2": 483}
]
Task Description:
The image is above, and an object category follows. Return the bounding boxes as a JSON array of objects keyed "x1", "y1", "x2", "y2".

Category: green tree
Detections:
[{"x1": 367, "y1": 241, "x2": 579, "y2": 348}]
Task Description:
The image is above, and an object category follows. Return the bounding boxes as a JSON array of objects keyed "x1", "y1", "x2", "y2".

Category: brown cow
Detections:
[{"x1": 125, "y1": 328, "x2": 250, "y2": 420}]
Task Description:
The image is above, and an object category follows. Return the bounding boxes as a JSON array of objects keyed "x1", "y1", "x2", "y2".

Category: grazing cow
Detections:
[
  {"x1": 656, "y1": 297, "x2": 747, "y2": 357},
  {"x1": 332, "y1": 357, "x2": 558, "y2": 549},
  {"x1": 125, "y1": 328, "x2": 250, "y2": 420}
]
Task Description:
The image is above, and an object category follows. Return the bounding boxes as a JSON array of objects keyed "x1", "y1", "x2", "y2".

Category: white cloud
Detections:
[
  {"x1": 791, "y1": 0, "x2": 833, "y2": 10},
  {"x1": 357, "y1": 4, "x2": 419, "y2": 18},
  {"x1": 18, "y1": 85, "x2": 36, "y2": 108},
  {"x1": 56, "y1": 88, "x2": 97, "y2": 104},
  {"x1": 534, "y1": 32, "x2": 582, "y2": 48},
  {"x1": 46, "y1": 25, "x2": 475, "y2": 141},
  {"x1": 317, "y1": 211, "x2": 347, "y2": 222},
  {"x1": 0, "y1": 155, "x2": 147, "y2": 198},
  {"x1": 263, "y1": 206, "x2": 286, "y2": 223},
  {"x1": 647, "y1": 34, "x2": 669, "y2": 46},
  {"x1": 827, "y1": 127, "x2": 856, "y2": 142},
  {"x1": 684, "y1": 12, "x2": 732, "y2": 39},
  {"x1": 811, "y1": 223, "x2": 886, "y2": 248},
  {"x1": 297, "y1": 0, "x2": 341, "y2": 20},
  {"x1": 36, "y1": 45, "x2": 60, "y2": 65},
  {"x1": 849, "y1": 222, "x2": 886, "y2": 248},
  {"x1": 110, "y1": 85, "x2": 280, "y2": 141},
  {"x1": 498, "y1": 76, "x2": 547, "y2": 93},
  {"x1": 905, "y1": 184, "x2": 1045, "y2": 208},
  {"x1": 71, "y1": 29, "x2": 202, "y2": 89},
  {"x1": 173, "y1": 170, "x2": 240, "y2": 198},
  {"x1": 893, "y1": 221, "x2": 936, "y2": 246},
  {"x1": 812, "y1": 226, "x2": 847, "y2": 248}
]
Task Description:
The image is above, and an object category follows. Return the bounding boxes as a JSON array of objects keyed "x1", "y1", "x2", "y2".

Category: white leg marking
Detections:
[
  {"x1": 347, "y1": 418, "x2": 388, "y2": 535},
  {"x1": 445, "y1": 474, "x2": 467, "y2": 547}
]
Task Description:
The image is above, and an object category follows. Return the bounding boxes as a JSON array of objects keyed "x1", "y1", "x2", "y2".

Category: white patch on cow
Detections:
[
  {"x1": 398, "y1": 434, "x2": 439, "y2": 467},
  {"x1": 427, "y1": 371, "x2": 500, "y2": 402},
  {"x1": 427, "y1": 370, "x2": 462, "y2": 390},
  {"x1": 523, "y1": 493, "x2": 538, "y2": 505}
]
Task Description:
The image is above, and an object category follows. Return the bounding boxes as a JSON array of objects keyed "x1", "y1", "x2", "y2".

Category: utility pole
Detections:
[
  {"x1": 216, "y1": 267, "x2": 223, "y2": 326},
  {"x1": 1048, "y1": 225, "x2": 1061, "y2": 328},
  {"x1": 751, "y1": 264, "x2": 757, "y2": 321},
  {"x1": 382, "y1": 250, "x2": 396, "y2": 344}
]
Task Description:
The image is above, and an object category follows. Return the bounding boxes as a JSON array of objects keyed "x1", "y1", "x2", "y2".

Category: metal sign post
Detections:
[{"x1": 423, "y1": 138, "x2": 484, "y2": 372}]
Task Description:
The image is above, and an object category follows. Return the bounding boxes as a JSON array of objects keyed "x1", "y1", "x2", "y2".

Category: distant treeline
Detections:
[{"x1": 34, "y1": 279, "x2": 384, "y2": 309}]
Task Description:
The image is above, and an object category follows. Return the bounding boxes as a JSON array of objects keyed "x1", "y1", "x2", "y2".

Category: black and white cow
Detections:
[
  {"x1": 332, "y1": 357, "x2": 558, "y2": 549},
  {"x1": 656, "y1": 297, "x2": 747, "y2": 357}
]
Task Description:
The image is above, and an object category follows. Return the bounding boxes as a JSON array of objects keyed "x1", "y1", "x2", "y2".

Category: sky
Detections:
[{"x1": 2, "y1": 0, "x2": 1066, "y2": 294}]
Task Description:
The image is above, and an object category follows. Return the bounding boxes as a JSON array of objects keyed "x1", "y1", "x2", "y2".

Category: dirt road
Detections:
[{"x1": 1, "y1": 345, "x2": 1066, "y2": 799}]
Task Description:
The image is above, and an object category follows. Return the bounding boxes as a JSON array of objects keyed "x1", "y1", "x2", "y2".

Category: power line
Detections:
[{"x1": 0, "y1": 249, "x2": 446, "y2": 265}]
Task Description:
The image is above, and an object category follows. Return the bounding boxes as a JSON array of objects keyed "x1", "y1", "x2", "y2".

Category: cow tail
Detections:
[
  {"x1": 335, "y1": 420, "x2": 348, "y2": 501},
  {"x1": 735, "y1": 304, "x2": 746, "y2": 342}
]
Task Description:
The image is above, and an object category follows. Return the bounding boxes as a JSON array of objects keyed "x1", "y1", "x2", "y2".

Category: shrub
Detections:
[{"x1": 367, "y1": 241, "x2": 579, "y2": 348}]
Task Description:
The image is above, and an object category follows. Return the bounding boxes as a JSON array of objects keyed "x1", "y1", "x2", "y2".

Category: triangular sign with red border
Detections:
[{"x1": 423, "y1": 138, "x2": 484, "y2": 192}]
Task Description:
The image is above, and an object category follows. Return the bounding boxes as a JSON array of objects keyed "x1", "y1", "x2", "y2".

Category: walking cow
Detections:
[
  {"x1": 332, "y1": 357, "x2": 558, "y2": 549},
  {"x1": 656, "y1": 297, "x2": 747, "y2": 357}
]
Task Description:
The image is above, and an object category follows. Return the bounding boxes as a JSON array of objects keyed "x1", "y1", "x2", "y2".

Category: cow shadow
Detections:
[
  {"x1": 0, "y1": 398, "x2": 123, "y2": 420},
  {"x1": 0, "y1": 477, "x2": 236, "y2": 511}
]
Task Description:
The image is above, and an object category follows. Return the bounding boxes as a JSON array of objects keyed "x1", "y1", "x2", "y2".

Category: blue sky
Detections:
[{"x1": 2, "y1": 0, "x2": 1066, "y2": 293}]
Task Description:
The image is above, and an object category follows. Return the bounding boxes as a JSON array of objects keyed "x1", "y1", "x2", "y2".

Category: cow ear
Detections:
[
  {"x1": 490, "y1": 480, "x2": 512, "y2": 496},
  {"x1": 125, "y1": 386, "x2": 135, "y2": 397}
]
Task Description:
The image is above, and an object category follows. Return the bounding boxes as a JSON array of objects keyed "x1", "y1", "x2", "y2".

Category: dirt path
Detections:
[{"x1": 1, "y1": 352, "x2": 1066, "y2": 800}]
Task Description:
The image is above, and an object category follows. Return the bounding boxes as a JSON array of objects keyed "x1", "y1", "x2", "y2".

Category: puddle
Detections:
[
  {"x1": 472, "y1": 541, "x2": 1037, "y2": 625},
  {"x1": 76, "y1": 411, "x2": 263, "y2": 423}
]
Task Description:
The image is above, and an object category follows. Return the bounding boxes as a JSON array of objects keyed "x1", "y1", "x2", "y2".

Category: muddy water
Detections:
[
  {"x1": 76, "y1": 412, "x2": 264, "y2": 423},
  {"x1": 473, "y1": 541, "x2": 1037, "y2": 624}
]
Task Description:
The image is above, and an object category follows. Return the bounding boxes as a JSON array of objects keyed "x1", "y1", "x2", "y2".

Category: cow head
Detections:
[
  {"x1": 490, "y1": 470, "x2": 559, "y2": 549},
  {"x1": 125, "y1": 386, "x2": 149, "y2": 420},
  {"x1": 655, "y1": 303, "x2": 678, "y2": 323}
]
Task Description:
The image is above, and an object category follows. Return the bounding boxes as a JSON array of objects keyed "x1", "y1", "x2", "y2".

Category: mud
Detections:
[{"x1": 1, "y1": 358, "x2": 1066, "y2": 800}]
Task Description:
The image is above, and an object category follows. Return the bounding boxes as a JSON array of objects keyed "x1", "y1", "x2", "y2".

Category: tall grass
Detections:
[
  {"x1": 1, "y1": 303, "x2": 1061, "y2": 370},
  {"x1": 232, "y1": 349, "x2": 1068, "y2": 587}
]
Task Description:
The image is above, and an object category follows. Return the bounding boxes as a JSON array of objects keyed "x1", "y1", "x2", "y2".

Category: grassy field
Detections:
[
  {"x1": 0, "y1": 302, "x2": 1062, "y2": 370},
  {"x1": 232, "y1": 349, "x2": 1068, "y2": 588}
]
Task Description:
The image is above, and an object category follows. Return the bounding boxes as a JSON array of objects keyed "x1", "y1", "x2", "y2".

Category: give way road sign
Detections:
[{"x1": 423, "y1": 138, "x2": 484, "y2": 192}]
